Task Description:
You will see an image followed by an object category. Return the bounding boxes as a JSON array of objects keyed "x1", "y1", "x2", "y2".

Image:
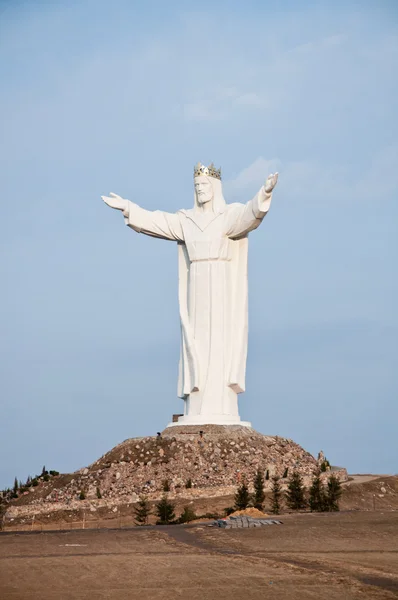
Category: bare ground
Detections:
[{"x1": 0, "y1": 511, "x2": 397, "y2": 599}]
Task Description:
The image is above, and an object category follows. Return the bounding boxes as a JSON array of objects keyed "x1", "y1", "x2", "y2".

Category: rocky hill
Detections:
[{"x1": 3, "y1": 425, "x2": 348, "y2": 528}]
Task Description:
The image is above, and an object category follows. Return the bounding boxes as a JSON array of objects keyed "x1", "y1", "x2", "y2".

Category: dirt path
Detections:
[
  {"x1": 164, "y1": 514, "x2": 398, "y2": 597},
  {"x1": 345, "y1": 475, "x2": 390, "y2": 484}
]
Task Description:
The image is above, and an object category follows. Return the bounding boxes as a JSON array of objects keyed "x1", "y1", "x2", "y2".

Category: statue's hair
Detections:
[{"x1": 193, "y1": 175, "x2": 226, "y2": 213}]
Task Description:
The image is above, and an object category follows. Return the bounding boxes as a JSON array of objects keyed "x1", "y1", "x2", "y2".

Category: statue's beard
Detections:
[{"x1": 197, "y1": 195, "x2": 212, "y2": 205}]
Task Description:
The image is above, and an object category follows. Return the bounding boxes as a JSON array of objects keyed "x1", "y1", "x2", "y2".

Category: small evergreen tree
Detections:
[
  {"x1": 270, "y1": 475, "x2": 282, "y2": 514},
  {"x1": 178, "y1": 506, "x2": 197, "y2": 523},
  {"x1": 253, "y1": 469, "x2": 265, "y2": 511},
  {"x1": 41, "y1": 466, "x2": 47, "y2": 476},
  {"x1": 13, "y1": 477, "x2": 18, "y2": 493},
  {"x1": 286, "y1": 471, "x2": 307, "y2": 510},
  {"x1": 79, "y1": 491, "x2": 86, "y2": 500},
  {"x1": 320, "y1": 461, "x2": 327, "y2": 473},
  {"x1": 234, "y1": 480, "x2": 250, "y2": 510},
  {"x1": 309, "y1": 472, "x2": 326, "y2": 512},
  {"x1": 185, "y1": 478, "x2": 192, "y2": 489},
  {"x1": 134, "y1": 496, "x2": 151, "y2": 525},
  {"x1": 326, "y1": 474, "x2": 342, "y2": 511},
  {"x1": 155, "y1": 495, "x2": 175, "y2": 524},
  {"x1": 283, "y1": 467, "x2": 289, "y2": 478},
  {"x1": 0, "y1": 503, "x2": 6, "y2": 531},
  {"x1": 162, "y1": 479, "x2": 170, "y2": 492},
  {"x1": 96, "y1": 487, "x2": 102, "y2": 499},
  {"x1": 265, "y1": 469, "x2": 270, "y2": 481}
]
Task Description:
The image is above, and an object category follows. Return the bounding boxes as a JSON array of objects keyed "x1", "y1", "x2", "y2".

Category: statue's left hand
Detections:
[
  {"x1": 101, "y1": 192, "x2": 128, "y2": 211},
  {"x1": 264, "y1": 172, "x2": 279, "y2": 193}
]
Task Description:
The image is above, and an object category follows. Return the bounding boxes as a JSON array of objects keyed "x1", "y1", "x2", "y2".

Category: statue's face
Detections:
[{"x1": 194, "y1": 176, "x2": 213, "y2": 205}]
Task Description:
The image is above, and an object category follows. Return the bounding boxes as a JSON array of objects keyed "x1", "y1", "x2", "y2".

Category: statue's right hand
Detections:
[{"x1": 101, "y1": 192, "x2": 128, "y2": 211}]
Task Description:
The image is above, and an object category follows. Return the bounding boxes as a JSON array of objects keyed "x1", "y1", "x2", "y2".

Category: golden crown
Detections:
[{"x1": 194, "y1": 162, "x2": 222, "y2": 180}]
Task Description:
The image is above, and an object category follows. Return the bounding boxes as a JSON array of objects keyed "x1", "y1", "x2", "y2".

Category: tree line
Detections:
[
  {"x1": 0, "y1": 466, "x2": 60, "y2": 502},
  {"x1": 132, "y1": 469, "x2": 343, "y2": 526},
  {"x1": 248, "y1": 469, "x2": 343, "y2": 514}
]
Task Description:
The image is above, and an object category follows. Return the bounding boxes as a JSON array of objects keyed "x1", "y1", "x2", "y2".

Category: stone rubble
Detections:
[
  {"x1": 212, "y1": 515, "x2": 283, "y2": 528},
  {"x1": 4, "y1": 425, "x2": 348, "y2": 522}
]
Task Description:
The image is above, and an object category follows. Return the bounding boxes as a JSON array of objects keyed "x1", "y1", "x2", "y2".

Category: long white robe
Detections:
[{"x1": 123, "y1": 184, "x2": 272, "y2": 425}]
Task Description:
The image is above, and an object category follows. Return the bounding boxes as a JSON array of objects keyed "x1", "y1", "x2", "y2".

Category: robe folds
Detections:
[{"x1": 123, "y1": 183, "x2": 272, "y2": 422}]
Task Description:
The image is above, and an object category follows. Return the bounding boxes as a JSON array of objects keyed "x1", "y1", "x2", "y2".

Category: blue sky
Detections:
[{"x1": 1, "y1": 0, "x2": 397, "y2": 488}]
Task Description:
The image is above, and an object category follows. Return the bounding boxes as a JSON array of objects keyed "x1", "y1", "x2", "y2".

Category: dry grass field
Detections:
[{"x1": 0, "y1": 510, "x2": 397, "y2": 599}]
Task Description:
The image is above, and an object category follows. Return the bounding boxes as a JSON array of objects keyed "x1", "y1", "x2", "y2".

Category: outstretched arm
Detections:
[
  {"x1": 225, "y1": 173, "x2": 278, "y2": 239},
  {"x1": 102, "y1": 193, "x2": 184, "y2": 242}
]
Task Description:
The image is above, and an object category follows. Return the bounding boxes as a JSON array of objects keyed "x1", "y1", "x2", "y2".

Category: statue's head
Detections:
[{"x1": 193, "y1": 162, "x2": 225, "y2": 211}]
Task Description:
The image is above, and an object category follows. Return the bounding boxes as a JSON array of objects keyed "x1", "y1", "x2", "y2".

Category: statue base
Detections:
[{"x1": 166, "y1": 415, "x2": 251, "y2": 428}]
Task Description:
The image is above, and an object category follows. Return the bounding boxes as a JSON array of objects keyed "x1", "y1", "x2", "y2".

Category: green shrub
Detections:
[
  {"x1": 234, "y1": 481, "x2": 250, "y2": 510},
  {"x1": 286, "y1": 471, "x2": 307, "y2": 510},
  {"x1": 178, "y1": 506, "x2": 197, "y2": 523},
  {"x1": 134, "y1": 496, "x2": 151, "y2": 525},
  {"x1": 96, "y1": 487, "x2": 102, "y2": 499},
  {"x1": 162, "y1": 479, "x2": 170, "y2": 492},
  {"x1": 270, "y1": 475, "x2": 282, "y2": 514},
  {"x1": 223, "y1": 506, "x2": 235, "y2": 516},
  {"x1": 207, "y1": 512, "x2": 221, "y2": 519},
  {"x1": 0, "y1": 504, "x2": 6, "y2": 530},
  {"x1": 252, "y1": 469, "x2": 265, "y2": 511},
  {"x1": 196, "y1": 512, "x2": 221, "y2": 520},
  {"x1": 155, "y1": 495, "x2": 175, "y2": 524},
  {"x1": 185, "y1": 478, "x2": 193, "y2": 489},
  {"x1": 283, "y1": 468, "x2": 289, "y2": 478},
  {"x1": 325, "y1": 474, "x2": 342, "y2": 511},
  {"x1": 79, "y1": 491, "x2": 86, "y2": 500},
  {"x1": 309, "y1": 473, "x2": 327, "y2": 512}
]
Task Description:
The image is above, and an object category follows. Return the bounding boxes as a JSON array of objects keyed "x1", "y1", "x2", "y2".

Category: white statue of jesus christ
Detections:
[{"x1": 102, "y1": 163, "x2": 278, "y2": 427}]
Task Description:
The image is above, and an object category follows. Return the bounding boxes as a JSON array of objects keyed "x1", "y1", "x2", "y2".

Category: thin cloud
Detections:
[{"x1": 224, "y1": 157, "x2": 281, "y2": 199}]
